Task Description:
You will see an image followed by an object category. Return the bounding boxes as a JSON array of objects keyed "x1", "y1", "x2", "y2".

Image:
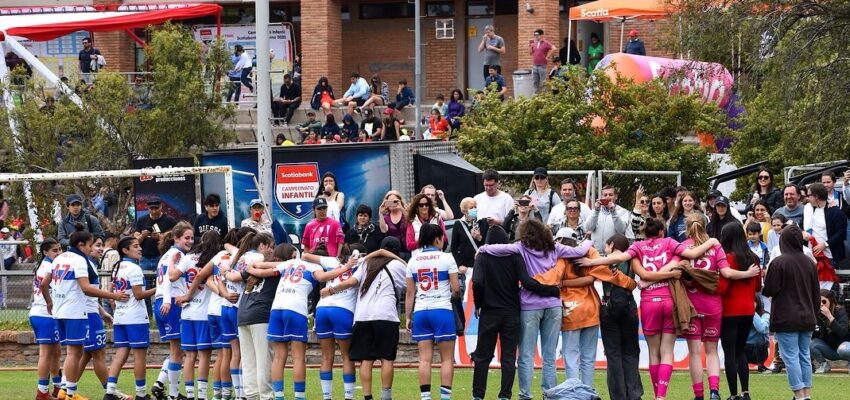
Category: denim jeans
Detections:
[
  {"x1": 562, "y1": 326, "x2": 599, "y2": 387},
  {"x1": 775, "y1": 331, "x2": 813, "y2": 391},
  {"x1": 518, "y1": 307, "x2": 561, "y2": 399},
  {"x1": 531, "y1": 64, "x2": 547, "y2": 94},
  {"x1": 810, "y1": 338, "x2": 850, "y2": 362}
]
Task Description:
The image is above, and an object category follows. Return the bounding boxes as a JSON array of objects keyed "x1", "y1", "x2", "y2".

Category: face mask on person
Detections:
[{"x1": 468, "y1": 208, "x2": 478, "y2": 220}]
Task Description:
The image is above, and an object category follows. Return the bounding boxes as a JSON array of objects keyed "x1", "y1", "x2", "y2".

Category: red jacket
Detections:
[{"x1": 717, "y1": 252, "x2": 762, "y2": 317}]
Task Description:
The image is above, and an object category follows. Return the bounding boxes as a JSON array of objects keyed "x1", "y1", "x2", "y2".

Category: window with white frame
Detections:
[{"x1": 435, "y1": 18, "x2": 454, "y2": 39}]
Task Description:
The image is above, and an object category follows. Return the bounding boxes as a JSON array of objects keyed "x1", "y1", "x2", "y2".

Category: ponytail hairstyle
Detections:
[
  {"x1": 271, "y1": 243, "x2": 298, "y2": 262},
  {"x1": 35, "y1": 238, "x2": 60, "y2": 274},
  {"x1": 158, "y1": 221, "x2": 194, "y2": 254},
  {"x1": 113, "y1": 236, "x2": 138, "y2": 282},
  {"x1": 417, "y1": 223, "x2": 443, "y2": 249},
  {"x1": 191, "y1": 230, "x2": 224, "y2": 272},
  {"x1": 230, "y1": 231, "x2": 274, "y2": 268},
  {"x1": 69, "y1": 223, "x2": 93, "y2": 249},
  {"x1": 643, "y1": 217, "x2": 666, "y2": 238},
  {"x1": 685, "y1": 213, "x2": 709, "y2": 246}
]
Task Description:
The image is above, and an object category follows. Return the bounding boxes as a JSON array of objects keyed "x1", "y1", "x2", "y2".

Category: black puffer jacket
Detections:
[{"x1": 745, "y1": 186, "x2": 784, "y2": 214}]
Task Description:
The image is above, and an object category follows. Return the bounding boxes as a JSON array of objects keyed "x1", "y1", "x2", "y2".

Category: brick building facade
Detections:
[{"x1": 10, "y1": 1, "x2": 673, "y2": 100}]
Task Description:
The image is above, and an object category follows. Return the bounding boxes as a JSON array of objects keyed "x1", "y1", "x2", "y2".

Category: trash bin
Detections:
[{"x1": 512, "y1": 69, "x2": 534, "y2": 99}]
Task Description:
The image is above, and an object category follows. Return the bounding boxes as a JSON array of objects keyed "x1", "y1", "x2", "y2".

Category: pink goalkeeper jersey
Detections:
[
  {"x1": 626, "y1": 237, "x2": 683, "y2": 298},
  {"x1": 674, "y1": 239, "x2": 729, "y2": 315}
]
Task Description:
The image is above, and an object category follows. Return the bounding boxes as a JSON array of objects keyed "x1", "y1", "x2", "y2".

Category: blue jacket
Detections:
[
  {"x1": 823, "y1": 205, "x2": 847, "y2": 263},
  {"x1": 396, "y1": 86, "x2": 415, "y2": 107},
  {"x1": 624, "y1": 39, "x2": 646, "y2": 56},
  {"x1": 321, "y1": 121, "x2": 341, "y2": 138},
  {"x1": 310, "y1": 84, "x2": 334, "y2": 110},
  {"x1": 341, "y1": 115, "x2": 359, "y2": 141}
]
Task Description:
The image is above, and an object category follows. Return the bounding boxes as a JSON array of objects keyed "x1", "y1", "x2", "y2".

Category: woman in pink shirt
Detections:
[
  {"x1": 404, "y1": 193, "x2": 447, "y2": 252},
  {"x1": 675, "y1": 215, "x2": 762, "y2": 400},
  {"x1": 578, "y1": 218, "x2": 718, "y2": 400}
]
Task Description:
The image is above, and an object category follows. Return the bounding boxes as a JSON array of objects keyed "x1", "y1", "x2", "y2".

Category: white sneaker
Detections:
[{"x1": 815, "y1": 362, "x2": 831, "y2": 373}]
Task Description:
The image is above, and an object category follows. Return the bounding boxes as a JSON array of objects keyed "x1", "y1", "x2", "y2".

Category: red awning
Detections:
[
  {"x1": 0, "y1": 3, "x2": 222, "y2": 41},
  {"x1": 569, "y1": 0, "x2": 673, "y2": 21}
]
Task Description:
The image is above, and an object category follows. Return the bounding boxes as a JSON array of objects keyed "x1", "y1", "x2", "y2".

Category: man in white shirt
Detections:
[
  {"x1": 583, "y1": 185, "x2": 633, "y2": 253},
  {"x1": 0, "y1": 227, "x2": 16, "y2": 268},
  {"x1": 548, "y1": 178, "x2": 591, "y2": 228},
  {"x1": 473, "y1": 170, "x2": 514, "y2": 238}
]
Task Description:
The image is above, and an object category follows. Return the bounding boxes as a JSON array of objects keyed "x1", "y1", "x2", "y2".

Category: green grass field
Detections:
[{"x1": 0, "y1": 368, "x2": 843, "y2": 400}]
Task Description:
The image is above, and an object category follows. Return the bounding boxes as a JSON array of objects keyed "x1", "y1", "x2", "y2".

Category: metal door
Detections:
[{"x1": 467, "y1": 18, "x2": 493, "y2": 91}]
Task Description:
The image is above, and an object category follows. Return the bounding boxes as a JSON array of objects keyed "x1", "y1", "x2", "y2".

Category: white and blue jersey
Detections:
[
  {"x1": 222, "y1": 250, "x2": 264, "y2": 309},
  {"x1": 315, "y1": 257, "x2": 360, "y2": 339},
  {"x1": 408, "y1": 247, "x2": 458, "y2": 343},
  {"x1": 267, "y1": 259, "x2": 322, "y2": 343},
  {"x1": 29, "y1": 258, "x2": 59, "y2": 344},
  {"x1": 207, "y1": 251, "x2": 231, "y2": 348},
  {"x1": 154, "y1": 247, "x2": 187, "y2": 302},
  {"x1": 50, "y1": 251, "x2": 91, "y2": 320},
  {"x1": 408, "y1": 248, "x2": 457, "y2": 312},
  {"x1": 112, "y1": 258, "x2": 150, "y2": 349},
  {"x1": 50, "y1": 250, "x2": 92, "y2": 345},
  {"x1": 29, "y1": 259, "x2": 55, "y2": 318},
  {"x1": 112, "y1": 258, "x2": 149, "y2": 325},
  {"x1": 177, "y1": 252, "x2": 212, "y2": 322}
]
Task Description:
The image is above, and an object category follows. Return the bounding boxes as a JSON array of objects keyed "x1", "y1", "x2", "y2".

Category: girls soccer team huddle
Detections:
[{"x1": 29, "y1": 220, "x2": 464, "y2": 400}]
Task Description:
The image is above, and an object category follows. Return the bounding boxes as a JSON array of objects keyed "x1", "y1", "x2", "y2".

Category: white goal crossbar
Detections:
[{"x1": 0, "y1": 165, "x2": 237, "y2": 232}]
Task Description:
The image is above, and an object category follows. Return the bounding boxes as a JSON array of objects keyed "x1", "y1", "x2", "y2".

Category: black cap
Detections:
[
  {"x1": 715, "y1": 196, "x2": 730, "y2": 206},
  {"x1": 66, "y1": 194, "x2": 82, "y2": 205},
  {"x1": 380, "y1": 236, "x2": 402, "y2": 256},
  {"x1": 313, "y1": 197, "x2": 328, "y2": 209},
  {"x1": 146, "y1": 197, "x2": 162, "y2": 206},
  {"x1": 707, "y1": 190, "x2": 722, "y2": 199},
  {"x1": 533, "y1": 167, "x2": 548, "y2": 177}
]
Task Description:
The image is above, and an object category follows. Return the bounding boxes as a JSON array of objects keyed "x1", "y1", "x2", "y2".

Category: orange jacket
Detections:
[{"x1": 535, "y1": 247, "x2": 636, "y2": 331}]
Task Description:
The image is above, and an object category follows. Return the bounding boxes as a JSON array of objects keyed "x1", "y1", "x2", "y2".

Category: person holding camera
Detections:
[
  {"x1": 583, "y1": 185, "x2": 632, "y2": 253},
  {"x1": 502, "y1": 195, "x2": 543, "y2": 242},
  {"x1": 811, "y1": 289, "x2": 850, "y2": 373}
]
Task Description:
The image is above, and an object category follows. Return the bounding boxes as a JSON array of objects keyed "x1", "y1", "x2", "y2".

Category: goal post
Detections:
[{"x1": 0, "y1": 165, "x2": 238, "y2": 232}]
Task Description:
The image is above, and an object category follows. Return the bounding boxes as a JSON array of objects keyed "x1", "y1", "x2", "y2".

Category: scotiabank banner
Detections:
[{"x1": 200, "y1": 144, "x2": 391, "y2": 236}]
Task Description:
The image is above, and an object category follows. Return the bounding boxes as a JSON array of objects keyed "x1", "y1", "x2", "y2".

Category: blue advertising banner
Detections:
[{"x1": 201, "y1": 144, "x2": 392, "y2": 236}]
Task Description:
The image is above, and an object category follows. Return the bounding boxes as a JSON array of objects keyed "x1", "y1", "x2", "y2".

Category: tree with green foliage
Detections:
[
  {"x1": 671, "y1": 0, "x2": 850, "y2": 170},
  {"x1": 0, "y1": 22, "x2": 235, "y2": 235},
  {"x1": 457, "y1": 70, "x2": 727, "y2": 200}
]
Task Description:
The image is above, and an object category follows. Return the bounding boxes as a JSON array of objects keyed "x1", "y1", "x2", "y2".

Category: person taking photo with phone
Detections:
[
  {"x1": 502, "y1": 195, "x2": 542, "y2": 242},
  {"x1": 583, "y1": 186, "x2": 632, "y2": 253}
]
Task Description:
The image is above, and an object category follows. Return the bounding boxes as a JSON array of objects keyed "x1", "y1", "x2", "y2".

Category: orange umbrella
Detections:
[{"x1": 567, "y1": 0, "x2": 675, "y2": 60}]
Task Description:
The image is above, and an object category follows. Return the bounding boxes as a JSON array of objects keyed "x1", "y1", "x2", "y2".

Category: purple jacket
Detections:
[{"x1": 479, "y1": 241, "x2": 592, "y2": 311}]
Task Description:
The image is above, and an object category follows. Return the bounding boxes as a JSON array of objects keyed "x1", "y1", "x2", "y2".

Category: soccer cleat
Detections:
[
  {"x1": 150, "y1": 386, "x2": 166, "y2": 400},
  {"x1": 709, "y1": 392, "x2": 721, "y2": 400},
  {"x1": 53, "y1": 387, "x2": 62, "y2": 398},
  {"x1": 57, "y1": 390, "x2": 67, "y2": 400},
  {"x1": 134, "y1": 396, "x2": 152, "y2": 400},
  {"x1": 72, "y1": 394, "x2": 91, "y2": 400},
  {"x1": 36, "y1": 391, "x2": 58, "y2": 400},
  {"x1": 115, "y1": 391, "x2": 132, "y2": 400},
  {"x1": 103, "y1": 395, "x2": 121, "y2": 400}
]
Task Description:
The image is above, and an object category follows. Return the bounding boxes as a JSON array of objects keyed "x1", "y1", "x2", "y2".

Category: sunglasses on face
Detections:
[
  {"x1": 533, "y1": 176, "x2": 546, "y2": 180},
  {"x1": 758, "y1": 175, "x2": 770, "y2": 180},
  {"x1": 566, "y1": 207, "x2": 580, "y2": 211},
  {"x1": 418, "y1": 203, "x2": 430, "y2": 208},
  {"x1": 639, "y1": 200, "x2": 648, "y2": 205}
]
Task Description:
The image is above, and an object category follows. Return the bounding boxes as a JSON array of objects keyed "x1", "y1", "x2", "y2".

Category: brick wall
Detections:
[
  {"x1": 516, "y1": 0, "x2": 560, "y2": 70},
  {"x1": 423, "y1": 15, "x2": 458, "y2": 102},
  {"x1": 92, "y1": 31, "x2": 136, "y2": 73},
  {"x1": 340, "y1": 3, "x2": 415, "y2": 98},
  {"x1": 300, "y1": 0, "x2": 343, "y2": 100},
  {"x1": 604, "y1": 18, "x2": 675, "y2": 58}
]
